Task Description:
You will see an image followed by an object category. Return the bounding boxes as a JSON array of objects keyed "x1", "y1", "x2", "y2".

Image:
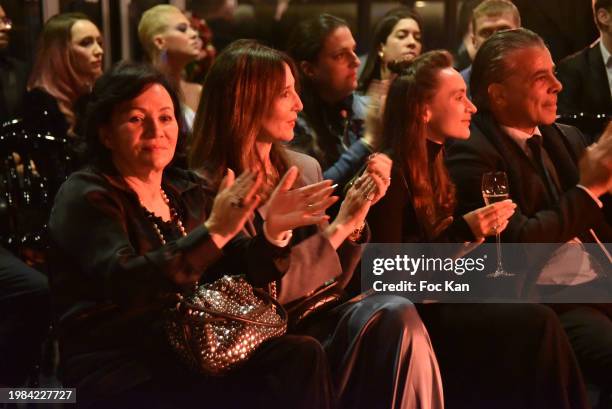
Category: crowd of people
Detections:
[{"x1": 1, "y1": 1, "x2": 611, "y2": 408}]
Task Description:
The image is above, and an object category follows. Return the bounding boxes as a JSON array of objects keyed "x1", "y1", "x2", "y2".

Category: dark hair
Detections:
[
  {"x1": 470, "y1": 28, "x2": 545, "y2": 110},
  {"x1": 286, "y1": 14, "x2": 351, "y2": 168},
  {"x1": 286, "y1": 13, "x2": 348, "y2": 66},
  {"x1": 381, "y1": 50, "x2": 457, "y2": 239},
  {"x1": 357, "y1": 7, "x2": 423, "y2": 93},
  {"x1": 83, "y1": 61, "x2": 184, "y2": 168},
  {"x1": 594, "y1": 0, "x2": 612, "y2": 31},
  {"x1": 188, "y1": 40, "x2": 293, "y2": 187}
]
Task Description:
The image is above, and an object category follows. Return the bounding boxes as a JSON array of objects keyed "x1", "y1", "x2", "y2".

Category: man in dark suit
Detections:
[
  {"x1": 557, "y1": 0, "x2": 612, "y2": 140},
  {"x1": 446, "y1": 28, "x2": 612, "y2": 393}
]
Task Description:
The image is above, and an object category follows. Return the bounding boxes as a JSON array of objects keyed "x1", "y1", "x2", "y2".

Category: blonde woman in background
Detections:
[{"x1": 138, "y1": 4, "x2": 203, "y2": 132}]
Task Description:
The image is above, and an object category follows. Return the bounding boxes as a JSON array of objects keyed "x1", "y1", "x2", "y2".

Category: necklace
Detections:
[
  {"x1": 144, "y1": 188, "x2": 187, "y2": 245},
  {"x1": 144, "y1": 188, "x2": 278, "y2": 299}
]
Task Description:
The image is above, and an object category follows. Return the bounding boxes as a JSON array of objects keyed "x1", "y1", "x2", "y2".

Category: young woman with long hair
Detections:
[
  {"x1": 26, "y1": 12, "x2": 103, "y2": 137},
  {"x1": 368, "y1": 50, "x2": 590, "y2": 409},
  {"x1": 189, "y1": 40, "x2": 444, "y2": 409}
]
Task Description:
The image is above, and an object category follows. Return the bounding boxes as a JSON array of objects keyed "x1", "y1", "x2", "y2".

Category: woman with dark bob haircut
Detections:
[
  {"x1": 190, "y1": 39, "x2": 444, "y2": 409},
  {"x1": 368, "y1": 50, "x2": 590, "y2": 409},
  {"x1": 48, "y1": 62, "x2": 336, "y2": 409}
]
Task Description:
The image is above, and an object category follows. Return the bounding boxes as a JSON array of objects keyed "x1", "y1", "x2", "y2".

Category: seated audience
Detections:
[
  {"x1": 286, "y1": 14, "x2": 391, "y2": 192},
  {"x1": 368, "y1": 49, "x2": 590, "y2": 409},
  {"x1": 138, "y1": 4, "x2": 203, "y2": 132},
  {"x1": 48, "y1": 62, "x2": 335, "y2": 409},
  {"x1": 446, "y1": 28, "x2": 612, "y2": 393},
  {"x1": 188, "y1": 39, "x2": 444, "y2": 409},
  {"x1": 358, "y1": 7, "x2": 424, "y2": 94}
]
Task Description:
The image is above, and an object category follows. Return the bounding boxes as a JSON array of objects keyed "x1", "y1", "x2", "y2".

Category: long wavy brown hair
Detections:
[
  {"x1": 27, "y1": 13, "x2": 99, "y2": 131},
  {"x1": 188, "y1": 40, "x2": 293, "y2": 189},
  {"x1": 381, "y1": 50, "x2": 457, "y2": 239}
]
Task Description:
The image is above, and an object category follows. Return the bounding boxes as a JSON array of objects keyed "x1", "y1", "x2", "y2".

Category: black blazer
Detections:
[
  {"x1": 446, "y1": 112, "x2": 611, "y2": 291},
  {"x1": 557, "y1": 40, "x2": 612, "y2": 117},
  {"x1": 447, "y1": 112, "x2": 611, "y2": 243}
]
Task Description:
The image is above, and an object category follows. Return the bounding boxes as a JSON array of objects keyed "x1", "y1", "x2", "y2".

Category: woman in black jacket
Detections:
[{"x1": 48, "y1": 62, "x2": 335, "y2": 409}]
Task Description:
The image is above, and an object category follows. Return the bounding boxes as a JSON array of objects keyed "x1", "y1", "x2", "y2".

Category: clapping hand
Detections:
[
  {"x1": 325, "y1": 175, "x2": 380, "y2": 249},
  {"x1": 264, "y1": 166, "x2": 339, "y2": 240},
  {"x1": 579, "y1": 121, "x2": 612, "y2": 197},
  {"x1": 362, "y1": 79, "x2": 391, "y2": 151},
  {"x1": 205, "y1": 169, "x2": 263, "y2": 247},
  {"x1": 363, "y1": 153, "x2": 392, "y2": 204}
]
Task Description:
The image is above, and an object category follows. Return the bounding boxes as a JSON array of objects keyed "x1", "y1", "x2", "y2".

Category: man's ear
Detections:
[
  {"x1": 596, "y1": 7, "x2": 611, "y2": 29},
  {"x1": 300, "y1": 60, "x2": 316, "y2": 79},
  {"x1": 488, "y1": 83, "x2": 506, "y2": 109}
]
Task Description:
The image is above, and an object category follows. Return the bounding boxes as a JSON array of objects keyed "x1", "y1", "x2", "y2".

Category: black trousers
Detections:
[
  {"x1": 0, "y1": 246, "x2": 50, "y2": 386},
  {"x1": 539, "y1": 279, "x2": 612, "y2": 391},
  {"x1": 416, "y1": 303, "x2": 590, "y2": 409},
  {"x1": 77, "y1": 334, "x2": 334, "y2": 409},
  {"x1": 558, "y1": 305, "x2": 612, "y2": 391}
]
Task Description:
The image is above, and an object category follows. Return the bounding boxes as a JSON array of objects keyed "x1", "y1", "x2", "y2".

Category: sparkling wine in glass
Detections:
[{"x1": 481, "y1": 171, "x2": 513, "y2": 277}]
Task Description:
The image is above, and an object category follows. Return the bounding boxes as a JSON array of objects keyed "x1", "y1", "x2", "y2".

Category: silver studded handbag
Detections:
[{"x1": 165, "y1": 275, "x2": 287, "y2": 375}]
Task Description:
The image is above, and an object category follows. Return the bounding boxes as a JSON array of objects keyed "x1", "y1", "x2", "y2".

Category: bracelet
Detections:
[{"x1": 348, "y1": 222, "x2": 366, "y2": 242}]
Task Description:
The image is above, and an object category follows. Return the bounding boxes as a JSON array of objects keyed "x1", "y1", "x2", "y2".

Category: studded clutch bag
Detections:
[{"x1": 165, "y1": 275, "x2": 287, "y2": 375}]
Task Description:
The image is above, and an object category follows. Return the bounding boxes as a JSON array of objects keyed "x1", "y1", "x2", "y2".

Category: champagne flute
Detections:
[{"x1": 481, "y1": 171, "x2": 513, "y2": 277}]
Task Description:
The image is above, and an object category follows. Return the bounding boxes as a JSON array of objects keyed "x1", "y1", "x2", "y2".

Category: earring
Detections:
[{"x1": 378, "y1": 50, "x2": 384, "y2": 60}]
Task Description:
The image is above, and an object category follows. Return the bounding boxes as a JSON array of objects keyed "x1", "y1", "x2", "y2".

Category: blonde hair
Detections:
[
  {"x1": 472, "y1": 0, "x2": 521, "y2": 31},
  {"x1": 138, "y1": 4, "x2": 182, "y2": 63},
  {"x1": 27, "y1": 13, "x2": 98, "y2": 131}
]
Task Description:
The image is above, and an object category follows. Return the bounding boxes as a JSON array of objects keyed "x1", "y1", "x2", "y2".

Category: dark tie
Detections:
[{"x1": 527, "y1": 135, "x2": 559, "y2": 202}]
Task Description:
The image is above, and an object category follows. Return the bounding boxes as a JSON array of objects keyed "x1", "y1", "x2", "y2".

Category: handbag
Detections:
[
  {"x1": 285, "y1": 278, "x2": 344, "y2": 329},
  {"x1": 165, "y1": 275, "x2": 287, "y2": 375}
]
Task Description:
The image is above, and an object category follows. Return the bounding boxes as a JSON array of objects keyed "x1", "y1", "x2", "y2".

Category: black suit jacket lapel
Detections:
[
  {"x1": 587, "y1": 43, "x2": 612, "y2": 112},
  {"x1": 540, "y1": 125, "x2": 580, "y2": 191}
]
